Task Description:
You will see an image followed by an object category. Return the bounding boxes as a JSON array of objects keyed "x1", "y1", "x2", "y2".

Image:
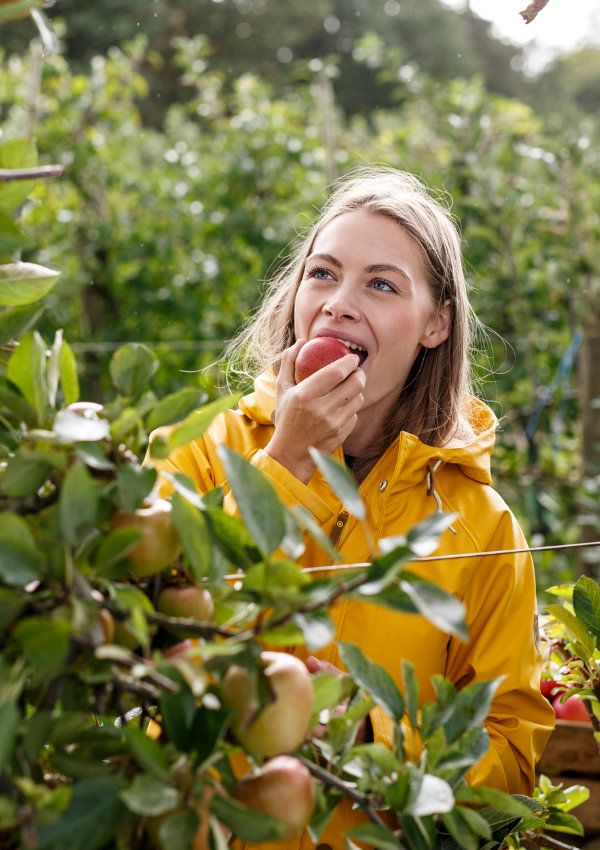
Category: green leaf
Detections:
[
  {"x1": 0, "y1": 302, "x2": 44, "y2": 346},
  {"x1": 346, "y1": 822, "x2": 401, "y2": 849},
  {"x1": 36, "y1": 776, "x2": 127, "y2": 850},
  {"x1": 171, "y1": 492, "x2": 211, "y2": 581},
  {"x1": 294, "y1": 610, "x2": 335, "y2": 650},
  {"x1": 116, "y1": 464, "x2": 157, "y2": 512},
  {"x1": 0, "y1": 211, "x2": 25, "y2": 253},
  {"x1": 0, "y1": 520, "x2": 45, "y2": 586},
  {"x1": 94, "y1": 527, "x2": 142, "y2": 572},
  {"x1": 442, "y1": 677, "x2": 503, "y2": 743},
  {"x1": 0, "y1": 138, "x2": 37, "y2": 211},
  {"x1": 0, "y1": 702, "x2": 20, "y2": 771},
  {"x1": 339, "y1": 641, "x2": 404, "y2": 721},
  {"x1": 209, "y1": 794, "x2": 287, "y2": 842},
  {"x1": 13, "y1": 617, "x2": 71, "y2": 679},
  {"x1": 243, "y1": 559, "x2": 310, "y2": 601},
  {"x1": 572, "y1": 576, "x2": 600, "y2": 644},
  {"x1": 399, "y1": 574, "x2": 468, "y2": 640},
  {"x1": 109, "y1": 342, "x2": 158, "y2": 398},
  {"x1": 6, "y1": 330, "x2": 47, "y2": 422},
  {"x1": 189, "y1": 705, "x2": 230, "y2": 765},
  {"x1": 217, "y1": 445, "x2": 286, "y2": 556},
  {"x1": 441, "y1": 810, "x2": 479, "y2": 850},
  {"x1": 311, "y1": 671, "x2": 346, "y2": 719},
  {"x1": 0, "y1": 447, "x2": 58, "y2": 497},
  {"x1": 121, "y1": 774, "x2": 179, "y2": 817},
  {"x1": 157, "y1": 810, "x2": 197, "y2": 849},
  {"x1": 159, "y1": 393, "x2": 241, "y2": 455},
  {"x1": 291, "y1": 504, "x2": 343, "y2": 560},
  {"x1": 544, "y1": 811, "x2": 585, "y2": 835},
  {"x1": 402, "y1": 659, "x2": 420, "y2": 729},
  {"x1": 0, "y1": 587, "x2": 27, "y2": 629},
  {"x1": 59, "y1": 340, "x2": 79, "y2": 405},
  {"x1": 59, "y1": 461, "x2": 99, "y2": 546},
  {"x1": 159, "y1": 670, "x2": 197, "y2": 750},
  {"x1": 53, "y1": 409, "x2": 110, "y2": 443},
  {"x1": 546, "y1": 603, "x2": 596, "y2": 660},
  {"x1": 147, "y1": 386, "x2": 206, "y2": 431},
  {"x1": 0, "y1": 262, "x2": 60, "y2": 306},
  {"x1": 359, "y1": 546, "x2": 412, "y2": 596},
  {"x1": 204, "y1": 507, "x2": 262, "y2": 569},
  {"x1": 455, "y1": 786, "x2": 532, "y2": 817},
  {"x1": 75, "y1": 442, "x2": 114, "y2": 472},
  {"x1": 406, "y1": 512, "x2": 458, "y2": 556},
  {"x1": 309, "y1": 448, "x2": 366, "y2": 520}
]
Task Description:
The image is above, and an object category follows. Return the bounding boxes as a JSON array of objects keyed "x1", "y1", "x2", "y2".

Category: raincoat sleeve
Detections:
[
  {"x1": 444, "y1": 508, "x2": 555, "y2": 794},
  {"x1": 146, "y1": 433, "x2": 333, "y2": 524}
]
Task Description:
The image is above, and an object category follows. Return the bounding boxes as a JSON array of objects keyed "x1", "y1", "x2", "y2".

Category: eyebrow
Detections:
[{"x1": 307, "y1": 253, "x2": 413, "y2": 285}]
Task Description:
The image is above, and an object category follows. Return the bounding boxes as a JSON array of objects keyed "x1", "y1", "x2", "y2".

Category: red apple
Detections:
[
  {"x1": 221, "y1": 651, "x2": 314, "y2": 758},
  {"x1": 294, "y1": 337, "x2": 354, "y2": 382},
  {"x1": 552, "y1": 694, "x2": 590, "y2": 723},
  {"x1": 234, "y1": 756, "x2": 315, "y2": 838},
  {"x1": 540, "y1": 677, "x2": 564, "y2": 700},
  {"x1": 111, "y1": 498, "x2": 181, "y2": 577}
]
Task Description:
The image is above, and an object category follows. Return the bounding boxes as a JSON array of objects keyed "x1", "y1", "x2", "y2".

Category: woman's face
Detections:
[{"x1": 293, "y1": 209, "x2": 451, "y2": 428}]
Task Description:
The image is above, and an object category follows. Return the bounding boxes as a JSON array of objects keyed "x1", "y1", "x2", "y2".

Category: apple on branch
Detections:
[
  {"x1": 221, "y1": 651, "x2": 314, "y2": 758},
  {"x1": 234, "y1": 756, "x2": 315, "y2": 838},
  {"x1": 111, "y1": 498, "x2": 181, "y2": 577}
]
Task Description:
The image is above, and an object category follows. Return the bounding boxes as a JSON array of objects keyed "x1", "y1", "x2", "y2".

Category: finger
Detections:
[
  {"x1": 277, "y1": 339, "x2": 305, "y2": 386},
  {"x1": 305, "y1": 655, "x2": 323, "y2": 673},
  {"x1": 300, "y1": 353, "x2": 360, "y2": 396}
]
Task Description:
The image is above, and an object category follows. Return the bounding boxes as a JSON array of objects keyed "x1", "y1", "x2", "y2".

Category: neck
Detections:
[{"x1": 343, "y1": 404, "x2": 391, "y2": 457}]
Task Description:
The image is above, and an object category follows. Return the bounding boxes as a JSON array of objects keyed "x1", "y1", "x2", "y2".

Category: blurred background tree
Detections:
[{"x1": 1, "y1": 0, "x2": 599, "y2": 586}]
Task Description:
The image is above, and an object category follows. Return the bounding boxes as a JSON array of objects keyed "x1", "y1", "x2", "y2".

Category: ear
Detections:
[{"x1": 421, "y1": 299, "x2": 451, "y2": 350}]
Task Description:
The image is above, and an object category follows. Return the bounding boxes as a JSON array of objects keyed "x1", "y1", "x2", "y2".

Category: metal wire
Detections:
[{"x1": 223, "y1": 538, "x2": 600, "y2": 581}]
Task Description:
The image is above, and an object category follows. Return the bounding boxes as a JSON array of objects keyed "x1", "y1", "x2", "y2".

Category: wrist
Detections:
[{"x1": 264, "y1": 439, "x2": 315, "y2": 484}]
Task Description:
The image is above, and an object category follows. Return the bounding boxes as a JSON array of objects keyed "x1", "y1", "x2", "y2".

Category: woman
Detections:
[{"x1": 152, "y1": 169, "x2": 554, "y2": 848}]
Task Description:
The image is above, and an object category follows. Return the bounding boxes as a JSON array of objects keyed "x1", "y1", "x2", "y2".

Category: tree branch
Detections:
[
  {"x1": 297, "y1": 754, "x2": 392, "y2": 833},
  {"x1": 0, "y1": 165, "x2": 64, "y2": 181}
]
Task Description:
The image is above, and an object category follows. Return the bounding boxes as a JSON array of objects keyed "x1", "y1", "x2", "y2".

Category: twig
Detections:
[
  {"x1": 522, "y1": 829, "x2": 579, "y2": 850},
  {"x1": 113, "y1": 669, "x2": 161, "y2": 702},
  {"x1": 145, "y1": 610, "x2": 237, "y2": 639},
  {"x1": 297, "y1": 754, "x2": 391, "y2": 833},
  {"x1": 236, "y1": 570, "x2": 367, "y2": 641},
  {"x1": 0, "y1": 165, "x2": 64, "y2": 181}
]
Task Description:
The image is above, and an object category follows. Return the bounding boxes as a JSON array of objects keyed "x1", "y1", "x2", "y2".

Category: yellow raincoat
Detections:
[{"x1": 150, "y1": 374, "x2": 555, "y2": 850}]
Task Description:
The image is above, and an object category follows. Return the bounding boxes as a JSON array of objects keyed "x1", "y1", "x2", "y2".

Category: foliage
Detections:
[
  {"x1": 0, "y1": 7, "x2": 593, "y2": 847},
  {"x1": 542, "y1": 576, "x2": 600, "y2": 741}
]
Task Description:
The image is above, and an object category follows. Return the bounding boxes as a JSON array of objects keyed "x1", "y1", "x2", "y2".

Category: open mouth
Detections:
[{"x1": 338, "y1": 338, "x2": 368, "y2": 366}]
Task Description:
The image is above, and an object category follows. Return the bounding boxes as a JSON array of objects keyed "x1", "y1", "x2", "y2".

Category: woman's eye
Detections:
[
  {"x1": 372, "y1": 279, "x2": 394, "y2": 292},
  {"x1": 308, "y1": 266, "x2": 333, "y2": 280}
]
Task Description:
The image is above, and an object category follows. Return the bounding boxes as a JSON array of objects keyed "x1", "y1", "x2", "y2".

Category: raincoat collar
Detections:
[{"x1": 238, "y1": 372, "x2": 498, "y2": 488}]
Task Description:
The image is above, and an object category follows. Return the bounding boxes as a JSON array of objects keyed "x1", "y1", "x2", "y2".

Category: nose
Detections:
[{"x1": 321, "y1": 282, "x2": 360, "y2": 321}]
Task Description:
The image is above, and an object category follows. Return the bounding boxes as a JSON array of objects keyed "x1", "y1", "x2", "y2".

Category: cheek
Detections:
[{"x1": 293, "y1": 287, "x2": 315, "y2": 335}]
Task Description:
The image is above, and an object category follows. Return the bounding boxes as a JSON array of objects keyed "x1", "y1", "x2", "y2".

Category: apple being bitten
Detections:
[{"x1": 295, "y1": 337, "x2": 359, "y2": 382}]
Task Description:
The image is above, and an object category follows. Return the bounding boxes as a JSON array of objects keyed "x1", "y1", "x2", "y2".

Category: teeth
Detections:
[{"x1": 338, "y1": 338, "x2": 367, "y2": 353}]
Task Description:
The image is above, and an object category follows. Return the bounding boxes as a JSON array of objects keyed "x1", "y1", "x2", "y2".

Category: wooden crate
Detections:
[{"x1": 537, "y1": 720, "x2": 600, "y2": 834}]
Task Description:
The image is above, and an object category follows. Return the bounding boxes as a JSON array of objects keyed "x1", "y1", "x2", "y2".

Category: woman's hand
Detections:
[
  {"x1": 305, "y1": 656, "x2": 371, "y2": 743},
  {"x1": 264, "y1": 339, "x2": 366, "y2": 483}
]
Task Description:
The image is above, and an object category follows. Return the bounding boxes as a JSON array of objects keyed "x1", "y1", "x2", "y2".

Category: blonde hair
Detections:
[{"x1": 225, "y1": 167, "x2": 478, "y2": 469}]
